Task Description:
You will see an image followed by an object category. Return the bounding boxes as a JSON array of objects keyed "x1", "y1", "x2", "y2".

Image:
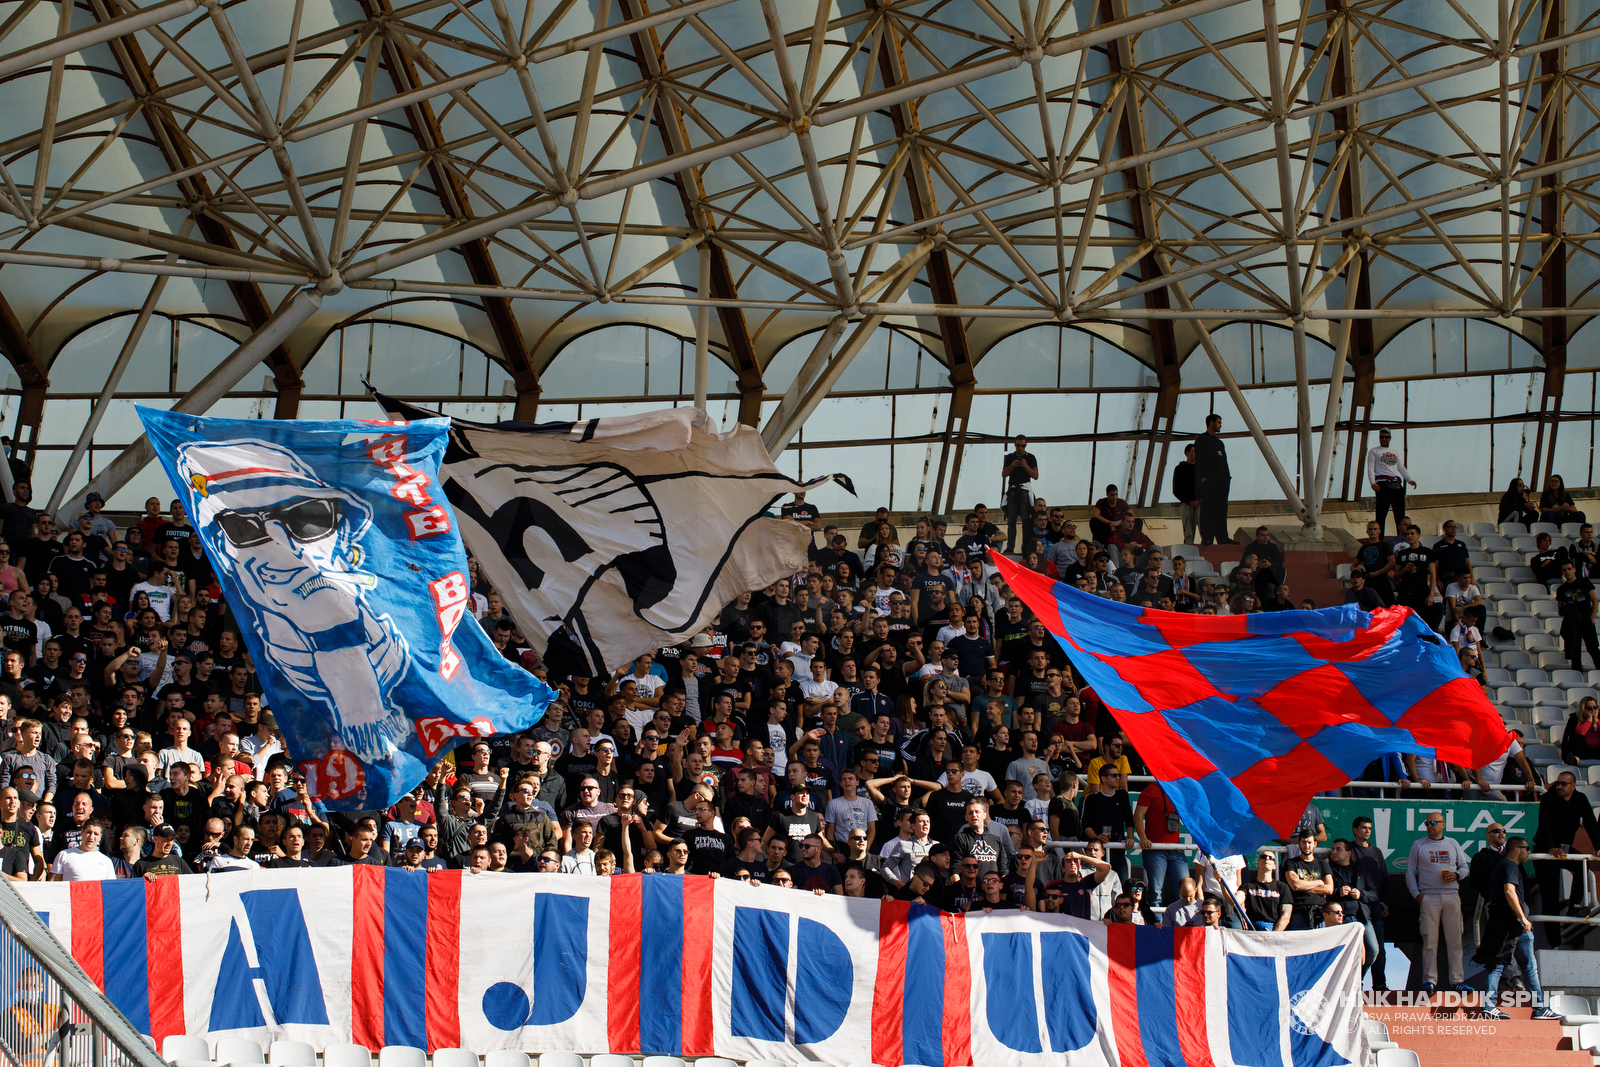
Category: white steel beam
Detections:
[{"x1": 59, "y1": 286, "x2": 322, "y2": 517}]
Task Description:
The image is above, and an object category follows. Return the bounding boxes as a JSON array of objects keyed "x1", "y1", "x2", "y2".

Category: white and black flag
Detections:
[{"x1": 375, "y1": 392, "x2": 853, "y2": 675}]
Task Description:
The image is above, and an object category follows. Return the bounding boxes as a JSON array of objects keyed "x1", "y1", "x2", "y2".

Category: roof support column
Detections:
[
  {"x1": 61, "y1": 287, "x2": 322, "y2": 517},
  {"x1": 47, "y1": 220, "x2": 194, "y2": 517},
  {"x1": 1166, "y1": 265, "x2": 1310, "y2": 522},
  {"x1": 1532, "y1": 0, "x2": 1567, "y2": 490}
]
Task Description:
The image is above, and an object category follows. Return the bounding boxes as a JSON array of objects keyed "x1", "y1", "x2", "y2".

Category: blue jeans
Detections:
[
  {"x1": 1486, "y1": 930, "x2": 1544, "y2": 1007},
  {"x1": 1351, "y1": 918, "x2": 1379, "y2": 973},
  {"x1": 1142, "y1": 849, "x2": 1187, "y2": 909}
]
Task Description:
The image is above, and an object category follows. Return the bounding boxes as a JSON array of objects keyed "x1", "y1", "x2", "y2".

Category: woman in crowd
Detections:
[
  {"x1": 1541, "y1": 474, "x2": 1586, "y2": 524},
  {"x1": 1561, "y1": 694, "x2": 1600, "y2": 766}
]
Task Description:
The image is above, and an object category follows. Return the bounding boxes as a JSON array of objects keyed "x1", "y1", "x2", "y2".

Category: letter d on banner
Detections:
[{"x1": 730, "y1": 907, "x2": 853, "y2": 1044}]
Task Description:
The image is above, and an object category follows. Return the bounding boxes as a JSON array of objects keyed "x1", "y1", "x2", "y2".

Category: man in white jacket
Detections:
[
  {"x1": 1406, "y1": 811, "x2": 1471, "y2": 998},
  {"x1": 1366, "y1": 427, "x2": 1417, "y2": 537}
]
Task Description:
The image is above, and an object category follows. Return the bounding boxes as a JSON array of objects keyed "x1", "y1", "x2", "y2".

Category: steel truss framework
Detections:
[{"x1": 0, "y1": 0, "x2": 1598, "y2": 524}]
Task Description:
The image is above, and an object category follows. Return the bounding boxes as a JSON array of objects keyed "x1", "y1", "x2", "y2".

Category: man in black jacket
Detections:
[
  {"x1": 1172, "y1": 445, "x2": 1199, "y2": 545},
  {"x1": 1193, "y1": 414, "x2": 1231, "y2": 545},
  {"x1": 1533, "y1": 770, "x2": 1600, "y2": 946},
  {"x1": 1330, "y1": 838, "x2": 1379, "y2": 974},
  {"x1": 1466, "y1": 823, "x2": 1510, "y2": 952}
]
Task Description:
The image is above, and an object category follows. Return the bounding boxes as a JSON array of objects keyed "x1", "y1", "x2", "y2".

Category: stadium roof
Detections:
[{"x1": 1, "y1": 0, "x2": 1597, "y2": 522}]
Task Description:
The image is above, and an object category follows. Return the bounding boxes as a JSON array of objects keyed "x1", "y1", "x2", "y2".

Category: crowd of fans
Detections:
[{"x1": 0, "y1": 446, "x2": 1588, "y2": 1015}]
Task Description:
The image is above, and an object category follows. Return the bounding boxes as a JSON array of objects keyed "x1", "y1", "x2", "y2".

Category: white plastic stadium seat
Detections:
[
  {"x1": 164, "y1": 1037, "x2": 210, "y2": 1064},
  {"x1": 1522, "y1": 634, "x2": 1559, "y2": 652},
  {"x1": 744, "y1": 1062, "x2": 792, "y2": 1067},
  {"x1": 378, "y1": 1048, "x2": 427, "y2": 1067},
  {"x1": 1500, "y1": 522, "x2": 1530, "y2": 538},
  {"x1": 693, "y1": 1060, "x2": 739, "y2": 1067},
  {"x1": 1376, "y1": 1049, "x2": 1422, "y2": 1067},
  {"x1": 1469, "y1": 522, "x2": 1497, "y2": 537},
  {"x1": 1497, "y1": 686, "x2": 1535, "y2": 707},
  {"x1": 268, "y1": 1043, "x2": 316, "y2": 1067},
  {"x1": 590, "y1": 1057, "x2": 638, "y2": 1067},
  {"x1": 1538, "y1": 651, "x2": 1570, "y2": 670},
  {"x1": 1534, "y1": 707, "x2": 1567, "y2": 727},
  {"x1": 1364, "y1": 1020, "x2": 1398, "y2": 1051},
  {"x1": 1565, "y1": 523, "x2": 1588, "y2": 539},
  {"x1": 641, "y1": 1058, "x2": 687, "y2": 1067},
  {"x1": 1505, "y1": 722, "x2": 1536, "y2": 742},
  {"x1": 1579, "y1": 1022, "x2": 1600, "y2": 1053},
  {"x1": 1500, "y1": 651, "x2": 1534, "y2": 667},
  {"x1": 1485, "y1": 668, "x2": 1516, "y2": 687},
  {"x1": 1551, "y1": 669, "x2": 1587, "y2": 689},
  {"x1": 1524, "y1": 742, "x2": 1562, "y2": 762},
  {"x1": 431, "y1": 1051, "x2": 479, "y2": 1067},
  {"x1": 1336, "y1": 563, "x2": 1352, "y2": 581},
  {"x1": 1533, "y1": 686, "x2": 1567, "y2": 707},
  {"x1": 323, "y1": 1046, "x2": 373, "y2": 1067},
  {"x1": 1519, "y1": 582, "x2": 1555, "y2": 601},
  {"x1": 1580, "y1": 785, "x2": 1600, "y2": 806},
  {"x1": 216, "y1": 1040, "x2": 265, "y2": 1065},
  {"x1": 1531, "y1": 523, "x2": 1562, "y2": 538},
  {"x1": 1506, "y1": 566, "x2": 1536, "y2": 582},
  {"x1": 1553, "y1": 991, "x2": 1600, "y2": 1025},
  {"x1": 1530, "y1": 601, "x2": 1562, "y2": 619},
  {"x1": 1516, "y1": 669, "x2": 1551, "y2": 688},
  {"x1": 1493, "y1": 598, "x2": 1530, "y2": 620},
  {"x1": 487, "y1": 1055, "x2": 533, "y2": 1067}
]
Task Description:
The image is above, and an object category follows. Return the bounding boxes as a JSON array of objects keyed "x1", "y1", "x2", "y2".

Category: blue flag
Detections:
[{"x1": 139, "y1": 408, "x2": 555, "y2": 810}]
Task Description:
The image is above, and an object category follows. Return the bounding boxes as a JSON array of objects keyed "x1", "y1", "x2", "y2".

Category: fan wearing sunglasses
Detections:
[{"x1": 174, "y1": 439, "x2": 410, "y2": 766}]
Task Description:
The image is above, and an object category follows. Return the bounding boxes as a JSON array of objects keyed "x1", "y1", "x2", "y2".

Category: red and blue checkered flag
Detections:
[{"x1": 994, "y1": 554, "x2": 1512, "y2": 856}]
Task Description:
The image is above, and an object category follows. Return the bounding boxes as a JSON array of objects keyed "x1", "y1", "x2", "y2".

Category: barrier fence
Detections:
[{"x1": 0, "y1": 883, "x2": 164, "y2": 1067}]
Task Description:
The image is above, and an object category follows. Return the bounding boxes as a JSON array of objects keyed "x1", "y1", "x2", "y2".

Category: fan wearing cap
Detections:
[
  {"x1": 175, "y1": 439, "x2": 410, "y2": 766},
  {"x1": 131, "y1": 824, "x2": 191, "y2": 878}
]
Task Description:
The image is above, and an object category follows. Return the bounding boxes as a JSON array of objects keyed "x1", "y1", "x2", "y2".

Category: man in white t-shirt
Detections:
[
  {"x1": 798, "y1": 659, "x2": 838, "y2": 715},
  {"x1": 621, "y1": 654, "x2": 663, "y2": 702},
  {"x1": 1195, "y1": 851, "x2": 1247, "y2": 926},
  {"x1": 208, "y1": 825, "x2": 261, "y2": 872},
  {"x1": 1449, "y1": 620, "x2": 1482, "y2": 657},
  {"x1": 131, "y1": 562, "x2": 178, "y2": 622},
  {"x1": 823, "y1": 771, "x2": 878, "y2": 849},
  {"x1": 157, "y1": 717, "x2": 205, "y2": 778},
  {"x1": 48, "y1": 822, "x2": 115, "y2": 881},
  {"x1": 1443, "y1": 568, "x2": 1484, "y2": 634},
  {"x1": 1473, "y1": 733, "x2": 1539, "y2": 801},
  {"x1": 941, "y1": 746, "x2": 1000, "y2": 800}
]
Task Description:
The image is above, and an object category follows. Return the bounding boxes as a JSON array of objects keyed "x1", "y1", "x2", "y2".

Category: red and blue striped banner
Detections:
[
  {"x1": 21, "y1": 871, "x2": 1367, "y2": 1067},
  {"x1": 65, "y1": 879, "x2": 185, "y2": 1046}
]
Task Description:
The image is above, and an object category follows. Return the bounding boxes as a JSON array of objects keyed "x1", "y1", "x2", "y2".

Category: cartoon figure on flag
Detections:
[
  {"x1": 177, "y1": 440, "x2": 410, "y2": 765},
  {"x1": 139, "y1": 408, "x2": 556, "y2": 811}
]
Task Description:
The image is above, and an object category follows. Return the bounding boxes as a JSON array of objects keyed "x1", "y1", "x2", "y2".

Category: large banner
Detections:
[
  {"x1": 17, "y1": 871, "x2": 1366, "y2": 1067},
  {"x1": 373, "y1": 393, "x2": 853, "y2": 676},
  {"x1": 1318, "y1": 797, "x2": 1539, "y2": 873},
  {"x1": 138, "y1": 410, "x2": 555, "y2": 811}
]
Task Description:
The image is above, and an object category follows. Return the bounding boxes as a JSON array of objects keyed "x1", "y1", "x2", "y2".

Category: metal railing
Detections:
[{"x1": 0, "y1": 884, "x2": 167, "y2": 1067}]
